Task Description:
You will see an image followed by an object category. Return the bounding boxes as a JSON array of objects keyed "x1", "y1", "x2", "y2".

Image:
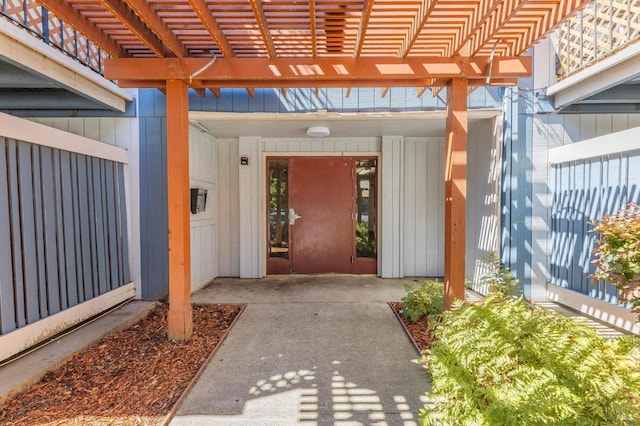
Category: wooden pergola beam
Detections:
[
  {"x1": 36, "y1": 0, "x2": 126, "y2": 57},
  {"x1": 398, "y1": 0, "x2": 438, "y2": 57},
  {"x1": 123, "y1": 0, "x2": 188, "y2": 57},
  {"x1": 444, "y1": 77, "x2": 468, "y2": 309},
  {"x1": 249, "y1": 0, "x2": 276, "y2": 58},
  {"x1": 97, "y1": 0, "x2": 167, "y2": 57},
  {"x1": 187, "y1": 0, "x2": 235, "y2": 57},
  {"x1": 165, "y1": 79, "x2": 192, "y2": 340},
  {"x1": 104, "y1": 56, "x2": 531, "y2": 83},
  {"x1": 353, "y1": 0, "x2": 375, "y2": 57},
  {"x1": 310, "y1": 0, "x2": 317, "y2": 57}
]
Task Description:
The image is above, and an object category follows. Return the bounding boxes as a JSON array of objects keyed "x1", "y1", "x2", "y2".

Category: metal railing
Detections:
[
  {"x1": 1, "y1": 0, "x2": 108, "y2": 74},
  {"x1": 557, "y1": 0, "x2": 640, "y2": 79}
]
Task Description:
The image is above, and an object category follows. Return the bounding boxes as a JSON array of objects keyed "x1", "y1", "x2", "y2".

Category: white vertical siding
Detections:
[
  {"x1": 466, "y1": 120, "x2": 501, "y2": 288},
  {"x1": 189, "y1": 127, "x2": 218, "y2": 291},
  {"x1": 216, "y1": 138, "x2": 240, "y2": 277},
  {"x1": 402, "y1": 137, "x2": 445, "y2": 276},
  {"x1": 238, "y1": 137, "x2": 264, "y2": 278},
  {"x1": 381, "y1": 136, "x2": 404, "y2": 277}
]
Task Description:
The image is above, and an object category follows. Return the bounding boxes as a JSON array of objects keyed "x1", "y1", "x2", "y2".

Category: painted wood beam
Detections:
[
  {"x1": 123, "y1": 0, "x2": 188, "y2": 57},
  {"x1": 310, "y1": 0, "x2": 317, "y2": 57},
  {"x1": 249, "y1": 0, "x2": 276, "y2": 58},
  {"x1": 450, "y1": 0, "x2": 507, "y2": 56},
  {"x1": 187, "y1": 0, "x2": 235, "y2": 57},
  {"x1": 444, "y1": 78, "x2": 468, "y2": 309},
  {"x1": 353, "y1": 0, "x2": 374, "y2": 57},
  {"x1": 166, "y1": 79, "x2": 192, "y2": 340},
  {"x1": 397, "y1": 0, "x2": 438, "y2": 57},
  {"x1": 35, "y1": 0, "x2": 125, "y2": 57},
  {"x1": 105, "y1": 56, "x2": 531, "y2": 83},
  {"x1": 97, "y1": 0, "x2": 166, "y2": 57}
]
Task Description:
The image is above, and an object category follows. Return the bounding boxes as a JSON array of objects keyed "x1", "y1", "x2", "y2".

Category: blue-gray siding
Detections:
[
  {"x1": 0, "y1": 137, "x2": 130, "y2": 335},
  {"x1": 550, "y1": 153, "x2": 640, "y2": 304}
]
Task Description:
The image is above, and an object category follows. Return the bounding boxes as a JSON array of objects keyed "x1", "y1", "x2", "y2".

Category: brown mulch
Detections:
[
  {"x1": 0, "y1": 303, "x2": 243, "y2": 426},
  {"x1": 389, "y1": 302, "x2": 434, "y2": 352}
]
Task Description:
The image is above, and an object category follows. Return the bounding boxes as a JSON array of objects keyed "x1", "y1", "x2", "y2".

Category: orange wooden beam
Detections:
[
  {"x1": 105, "y1": 56, "x2": 532, "y2": 83},
  {"x1": 353, "y1": 0, "x2": 374, "y2": 57},
  {"x1": 36, "y1": 0, "x2": 126, "y2": 57},
  {"x1": 187, "y1": 0, "x2": 235, "y2": 57},
  {"x1": 124, "y1": 0, "x2": 187, "y2": 57},
  {"x1": 166, "y1": 79, "x2": 193, "y2": 340},
  {"x1": 444, "y1": 78, "x2": 468, "y2": 309},
  {"x1": 97, "y1": 0, "x2": 166, "y2": 57},
  {"x1": 249, "y1": 0, "x2": 276, "y2": 58},
  {"x1": 398, "y1": 0, "x2": 439, "y2": 57},
  {"x1": 310, "y1": 0, "x2": 317, "y2": 57}
]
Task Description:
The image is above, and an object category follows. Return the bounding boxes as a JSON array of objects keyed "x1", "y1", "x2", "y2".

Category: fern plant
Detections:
[
  {"x1": 421, "y1": 296, "x2": 640, "y2": 425},
  {"x1": 401, "y1": 280, "x2": 444, "y2": 323}
]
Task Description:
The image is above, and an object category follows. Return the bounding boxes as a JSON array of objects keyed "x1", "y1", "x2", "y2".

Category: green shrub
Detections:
[
  {"x1": 401, "y1": 280, "x2": 444, "y2": 323},
  {"x1": 421, "y1": 297, "x2": 640, "y2": 426},
  {"x1": 478, "y1": 253, "x2": 520, "y2": 298}
]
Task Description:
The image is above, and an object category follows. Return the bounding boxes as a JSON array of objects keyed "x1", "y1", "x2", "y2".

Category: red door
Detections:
[{"x1": 289, "y1": 157, "x2": 354, "y2": 273}]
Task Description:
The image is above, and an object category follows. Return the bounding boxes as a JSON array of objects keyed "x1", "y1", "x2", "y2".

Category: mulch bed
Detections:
[
  {"x1": 389, "y1": 302, "x2": 434, "y2": 352},
  {"x1": 0, "y1": 303, "x2": 243, "y2": 426}
]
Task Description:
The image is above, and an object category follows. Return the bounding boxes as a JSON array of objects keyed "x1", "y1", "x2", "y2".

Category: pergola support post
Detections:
[
  {"x1": 166, "y1": 79, "x2": 193, "y2": 340},
  {"x1": 444, "y1": 78, "x2": 468, "y2": 309}
]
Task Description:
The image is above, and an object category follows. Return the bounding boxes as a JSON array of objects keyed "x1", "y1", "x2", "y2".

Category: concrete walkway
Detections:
[{"x1": 171, "y1": 276, "x2": 433, "y2": 426}]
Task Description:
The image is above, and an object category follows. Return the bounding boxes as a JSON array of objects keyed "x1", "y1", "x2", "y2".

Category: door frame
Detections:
[{"x1": 265, "y1": 153, "x2": 380, "y2": 275}]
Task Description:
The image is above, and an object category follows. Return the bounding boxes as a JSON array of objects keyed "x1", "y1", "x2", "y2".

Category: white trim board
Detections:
[
  {"x1": 0, "y1": 19, "x2": 132, "y2": 112},
  {"x1": 548, "y1": 125, "x2": 640, "y2": 164},
  {"x1": 547, "y1": 42, "x2": 640, "y2": 107},
  {"x1": 547, "y1": 284, "x2": 639, "y2": 335},
  {"x1": 0, "y1": 283, "x2": 135, "y2": 362},
  {"x1": 0, "y1": 113, "x2": 129, "y2": 163}
]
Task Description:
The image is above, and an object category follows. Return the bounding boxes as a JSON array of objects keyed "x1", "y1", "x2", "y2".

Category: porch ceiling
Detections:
[
  {"x1": 34, "y1": 0, "x2": 591, "y2": 92},
  {"x1": 189, "y1": 109, "x2": 500, "y2": 138}
]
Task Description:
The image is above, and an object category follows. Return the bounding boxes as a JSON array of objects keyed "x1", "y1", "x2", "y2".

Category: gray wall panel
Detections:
[{"x1": 7, "y1": 139, "x2": 26, "y2": 327}]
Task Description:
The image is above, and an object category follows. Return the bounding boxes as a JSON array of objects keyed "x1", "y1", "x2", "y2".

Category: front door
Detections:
[{"x1": 266, "y1": 157, "x2": 377, "y2": 274}]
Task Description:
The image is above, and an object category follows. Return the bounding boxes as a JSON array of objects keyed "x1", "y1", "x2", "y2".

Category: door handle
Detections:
[{"x1": 289, "y1": 208, "x2": 302, "y2": 225}]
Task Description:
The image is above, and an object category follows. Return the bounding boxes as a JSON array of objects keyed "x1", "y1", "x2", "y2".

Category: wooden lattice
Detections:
[
  {"x1": 1, "y1": 0, "x2": 108, "y2": 74},
  {"x1": 558, "y1": 0, "x2": 640, "y2": 78}
]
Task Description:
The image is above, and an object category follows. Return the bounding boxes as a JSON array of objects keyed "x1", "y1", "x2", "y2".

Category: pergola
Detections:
[{"x1": 35, "y1": 0, "x2": 590, "y2": 340}]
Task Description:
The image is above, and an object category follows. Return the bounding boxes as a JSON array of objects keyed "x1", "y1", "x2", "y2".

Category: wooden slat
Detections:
[
  {"x1": 31, "y1": 146, "x2": 48, "y2": 317},
  {"x1": 60, "y1": 150, "x2": 79, "y2": 307},
  {"x1": 40, "y1": 146, "x2": 61, "y2": 316},
  {"x1": 248, "y1": 0, "x2": 276, "y2": 58},
  {"x1": 7, "y1": 139, "x2": 26, "y2": 327},
  {"x1": 353, "y1": 0, "x2": 374, "y2": 57},
  {"x1": 92, "y1": 157, "x2": 108, "y2": 295},
  {"x1": 17, "y1": 142, "x2": 40, "y2": 323},
  {"x1": 76, "y1": 155, "x2": 94, "y2": 302},
  {"x1": 0, "y1": 138, "x2": 16, "y2": 334},
  {"x1": 187, "y1": 0, "x2": 235, "y2": 57},
  {"x1": 105, "y1": 161, "x2": 120, "y2": 290},
  {"x1": 123, "y1": 0, "x2": 187, "y2": 57},
  {"x1": 444, "y1": 78, "x2": 468, "y2": 309},
  {"x1": 117, "y1": 163, "x2": 131, "y2": 283}
]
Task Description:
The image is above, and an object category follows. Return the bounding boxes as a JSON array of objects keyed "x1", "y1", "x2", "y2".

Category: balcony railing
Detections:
[
  {"x1": 1, "y1": 0, "x2": 108, "y2": 74},
  {"x1": 557, "y1": 0, "x2": 640, "y2": 79}
]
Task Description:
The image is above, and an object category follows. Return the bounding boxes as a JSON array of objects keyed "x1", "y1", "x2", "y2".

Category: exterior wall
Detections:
[
  {"x1": 189, "y1": 127, "x2": 218, "y2": 290},
  {"x1": 216, "y1": 138, "x2": 241, "y2": 277},
  {"x1": 402, "y1": 137, "x2": 445, "y2": 277},
  {"x1": 466, "y1": 119, "x2": 503, "y2": 291}
]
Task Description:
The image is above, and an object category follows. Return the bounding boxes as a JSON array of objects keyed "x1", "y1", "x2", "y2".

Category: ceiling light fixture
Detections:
[{"x1": 306, "y1": 126, "x2": 330, "y2": 138}]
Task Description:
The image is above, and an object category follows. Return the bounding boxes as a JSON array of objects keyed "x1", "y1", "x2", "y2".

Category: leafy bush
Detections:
[
  {"x1": 421, "y1": 297, "x2": 640, "y2": 426},
  {"x1": 478, "y1": 253, "x2": 520, "y2": 299},
  {"x1": 591, "y1": 203, "x2": 640, "y2": 315},
  {"x1": 401, "y1": 280, "x2": 444, "y2": 323}
]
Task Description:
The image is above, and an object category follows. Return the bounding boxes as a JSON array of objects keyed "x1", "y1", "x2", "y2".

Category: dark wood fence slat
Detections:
[
  {"x1": 53, "y1": 150, "x2": 68, "y2": 310},
  {"x1": 70, "y1": 153, "x2": 84, "y2": 303},
  {"x1": 40, "y1": 146, "x2": 61, "y2": 315},
  {"x1": 105, "y1": 162, "x2": 119, "y2": 290},
  {"x1": 32, "y1": 146, "x2": 49, "y2": 318},
  {"x1": 117, "y1": 163, "x2": 131, "y2": 283},
  {"x1": 77, "y1": 155, "x2": 93, "y2": 301},
  {"x1": 60, "y1": 151, "x2": 78, "y2": 307},
  {"x1": 0, "y1": 138, "x2": 17, "y2": 334},
  {"x1": 18, "y1": 141, "x2": 41, "y2": 324},
  {"x1": 8, "y1": 139, "x2": 26, "y2": 328},
  {"x1": 92, "y1": 158, "x2": 108, "y2": 295}
]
